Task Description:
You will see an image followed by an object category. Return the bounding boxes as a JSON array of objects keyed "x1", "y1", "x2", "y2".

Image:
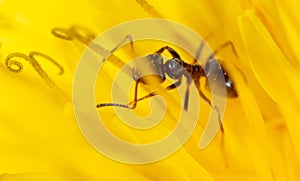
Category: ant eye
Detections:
[{"x1": 164, "y1": 58, "x2": 184, "y2": 79}]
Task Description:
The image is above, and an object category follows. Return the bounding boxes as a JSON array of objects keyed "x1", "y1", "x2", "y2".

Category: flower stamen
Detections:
[{"x1": 5, "y1": 52, "x2": 67, "y2": 101}]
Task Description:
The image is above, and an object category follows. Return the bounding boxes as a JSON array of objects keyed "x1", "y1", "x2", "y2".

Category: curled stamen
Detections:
[
  {"x1": 5, "y1": 53, "x2": 28, "y2": 73},
  {"x1": 70, "y1": 25, "x2": 96, "y2": 45},
  {"x1": 135, "y1": 0, "x2": 164, "y2": 18},
  {"x1": 51, "y1": 25, "x2": 132, "y2": 74},
  {"x1": 52, "y1": 25, "x2": 96, "y2": 46},
  {"x1": 29, "y1": 51, "x2": 64, "y2": 75},
  {"x1": 6, "y1": 60, "x2": 23, "y2": 73},
  {"x1": 5, "y1": 52, "x2": 63, "y2": 90},
  {"x1": 51, "y1": 27, "x2": 74, "y2": 41}
]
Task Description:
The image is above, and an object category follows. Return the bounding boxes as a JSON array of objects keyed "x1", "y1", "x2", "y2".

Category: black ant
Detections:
[{"x1": 96, "y1": 39, "x2": 238, "y2": 132}]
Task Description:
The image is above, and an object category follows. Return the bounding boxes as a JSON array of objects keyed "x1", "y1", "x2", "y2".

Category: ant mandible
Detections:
[{"x1": 96, "y1": 38, "x2": 238, "y2": 132}]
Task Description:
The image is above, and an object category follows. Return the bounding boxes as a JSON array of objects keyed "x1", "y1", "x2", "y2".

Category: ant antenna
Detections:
[{"x1": 96, "y1": 80, "x2": 140, "y2": 109}]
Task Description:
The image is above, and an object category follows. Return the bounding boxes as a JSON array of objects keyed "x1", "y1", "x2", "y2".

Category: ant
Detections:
[{"x1": 96, "y1": 38, "x2": 238, "y2": 132}]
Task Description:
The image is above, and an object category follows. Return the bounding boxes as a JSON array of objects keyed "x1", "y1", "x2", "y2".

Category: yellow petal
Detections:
[
  {"x1": 239, "y1": 10, "x2": 300, "y2": 113},
  {"x1": 239, "y1": 9, "x2": 300, "y2": 172},
  {"x1": 276, "y1": 0, "x2": 300, "y2": 71}
]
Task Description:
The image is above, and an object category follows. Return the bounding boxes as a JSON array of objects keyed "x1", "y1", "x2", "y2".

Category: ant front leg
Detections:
[
  {"x1": 88, "y1": 34, "x2": 134, "y2": 61},
  {"x1": 96, "y1": 35, "x2": 135, "y2": 108},
  {"x1": 110, "y1": 34, "x2": 134, "y2": 53},
  {"x1": 128, "y1": 79, "x2": 182, "y2": 106}
]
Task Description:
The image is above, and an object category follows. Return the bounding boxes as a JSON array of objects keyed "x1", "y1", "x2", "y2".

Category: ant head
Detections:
[{"x1": 164, "y1": 58, "x2": 184, "y2": 79}]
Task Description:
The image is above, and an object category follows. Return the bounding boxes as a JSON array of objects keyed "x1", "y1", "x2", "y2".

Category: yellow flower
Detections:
[{"x1": 0, "y1": 0, "x2": 299, "y2": 180}]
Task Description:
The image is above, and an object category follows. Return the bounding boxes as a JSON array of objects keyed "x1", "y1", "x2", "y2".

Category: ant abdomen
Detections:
[{"x1": 204, "y1": 58, "x2": 238, "y2": 98}]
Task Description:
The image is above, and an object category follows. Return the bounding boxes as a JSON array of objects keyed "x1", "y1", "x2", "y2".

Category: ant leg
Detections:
[
  {"x1": 96, "y1": 79, "x2": 140, "y2": 109},
  {"x1": 193, "y1": 40, "x2": 205, "y2": 64},
  {"x1": 207, "y1": 41, "x2": 238, "y2": 60},
  {"x1": 96, "y1": 35, "x2": 135, "y2": 108},
  {"x1": 155, "y1": 46, "x2": 181, "y2": 59},
  {"x1": 166, "y1": 79, "x2": 182, "y2": 90},
  {"x1": 128, "y1": 79, "x2": 182, "y2": 105},
  {"x1": 89, "y1": 34, "x2": 133, "y2": 65},
  {"x1": 194, "y1": 79, "x2": 224, "y2": 133},
  {"x1": 107, "y1": 34, "x2": 134, "y2": 72},
  {"x1": 183, "y1": 76, "x2": 192, "y2": 111},
  {"x1": 194, "y1": 79, "x2": 213, "y2": 106},
  {"x1": 110, "y1": 34, "x2": 134, "y2": 53},
  {"x1": 97, "y1": 78, "x2": 183, "y2": 109}
]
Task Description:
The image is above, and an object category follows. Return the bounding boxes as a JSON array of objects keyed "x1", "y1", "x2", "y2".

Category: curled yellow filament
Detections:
[
  {"x1": 51, "y1": 25, "x2": 96, "y2": 45},
  {"x1": 135, "y1": 0, "x2": 164, "y2": 18},
  {"x1": 51, "y1": 25, "x2": 127, "y2": 69},
  {"x1": 70, "y1": 25, "x2": 96, "y2": 45},
  {"x1": 29, "y1": 51, "x2": 64, "y2": 75},
  {"x1": 5, "y1": 52, "x2": 64, "y2": 89},
  {"x1": 51, "y1": 27, "x2": 74, "y2": 41},
  {"x1": 5, "y1": 53, "x2": 25, "y2": 73}
]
